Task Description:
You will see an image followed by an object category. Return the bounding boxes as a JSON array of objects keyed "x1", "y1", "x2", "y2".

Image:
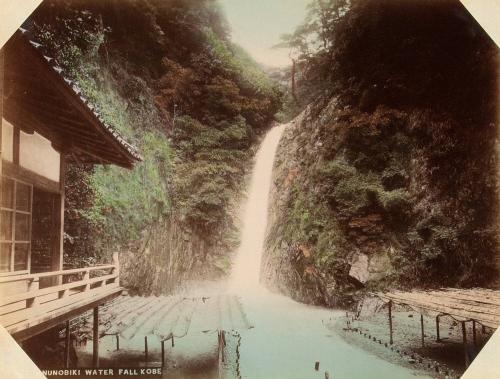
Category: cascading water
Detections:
[
  {"x1": 229, "y1": 124, "x2": 286, "y2": 293},
  {"x1": 92, "y1": 122, "x2": 427, "y2": 379},
  {"x1": 225, "y1": 123, "x2": 425, "y2": 379}
]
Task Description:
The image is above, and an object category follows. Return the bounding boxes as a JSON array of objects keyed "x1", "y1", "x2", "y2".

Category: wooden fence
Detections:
[{"x1": 0, "y1": 253, "x2": 121, "y2": 339}]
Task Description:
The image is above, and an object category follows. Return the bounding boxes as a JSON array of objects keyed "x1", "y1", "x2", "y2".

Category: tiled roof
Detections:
[{"x1": 18, "y1": 26, "x2": 142, "y2": 162}]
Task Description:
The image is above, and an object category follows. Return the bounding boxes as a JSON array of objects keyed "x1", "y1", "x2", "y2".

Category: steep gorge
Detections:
[{"x1": 30, "y1": 0, "x2": 281, "y2": 294}]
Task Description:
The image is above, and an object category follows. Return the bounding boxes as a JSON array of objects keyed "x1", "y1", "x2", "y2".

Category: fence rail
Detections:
[{"x1": 0, "y1": 253, "x2": 121, "y2": 336}]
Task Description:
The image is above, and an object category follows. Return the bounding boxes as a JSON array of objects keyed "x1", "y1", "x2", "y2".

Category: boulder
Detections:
[
  {"x1": 349, "y1": 253, "x2": 369, "y2": 284},
  {"x1": 349, "y1": 250, "x2": 392, "y2": 284}
]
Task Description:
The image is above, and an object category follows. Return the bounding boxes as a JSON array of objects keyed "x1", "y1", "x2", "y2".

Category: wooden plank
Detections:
[
  {"x1": 395, "y1": 293, "x2": 500, "y2": 318},
  {"x1": 5, "y1": 284, "x2": 121, "y2": 332},
  {"x1": 385, "y1": 289, "x2": 500, "y2": 310},
  {"x1": 10, "y1": 288, "x2": 122, "y2": 341},
  {"x1": 0, "y1": 264, "x2": 115, "y2": 283},
  {"x1": 439, "y1": 289, "x2": 500, "y2": 303},
  {"x1": 377, "y1": 290, "x2": 500, "y2": 328},
  {"x1": 423, "y1": 290, "x2": 500, "y2": 306},
  {"x1": 377, "y1": 294, "x2": 498, "y2": 327},
  {"x1": 0, "y1": 278, "x2": 118, "y2": 327},
  {"x1": 387, "y1": 291, "x2": 500, "y2": 318},
  {"x1": 379, "y1": 294, "x2": 500, "y2": 325},
  {"x1": 0, "y1": 273, "x2": 117, "y2": 306}
]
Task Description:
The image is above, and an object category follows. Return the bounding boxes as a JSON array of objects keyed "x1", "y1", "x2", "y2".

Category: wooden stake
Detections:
[
  {"x1": 462, "y1": 321, "x2": 469, "y2": 368},
  {"x1": 93, "y1": 307, "x2": 99, "y2": 367},
  {"x1": 435, "y1": 315, "x2": 440, "y2": 342},
  {"x1": 420, "y1": 314, "x2": 425, "y2": 348},
  {"x1": 388, "y1": 301, "x2": 393, "y2": 345},
  {"x1": 472, "y1": 320, "x2": 477, "y2": 350},
  {"x1": 116, "y1": 334, "x2": 120, "y2": 351},
  {"x1": 144, "y1": 336, "x2": 148, "y2": 362},
  {"x1": 64, "y1": 320, "x2": 70, "y2": 368},
  {"x1": 221, "y1": 331, "x2": 225, "y2": 363},
  {"x1": 161, "y1": 340, "x2": 165, "y2": 367}
]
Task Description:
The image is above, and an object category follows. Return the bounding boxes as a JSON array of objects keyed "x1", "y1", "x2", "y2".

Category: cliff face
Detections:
[
  {"x1": 264, "y1": 98, "x2": 498, "y2": 307},
  {"x1": 263, "y1": 1, "x2": 498, "y2": 306},
  {"x1": 31, "y1": 0, "x2": 281, "y2": 293}
]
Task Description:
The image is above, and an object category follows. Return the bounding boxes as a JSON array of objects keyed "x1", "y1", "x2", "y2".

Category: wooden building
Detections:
[{"x1": 0, "y1": 27, "x2": 141, "y2": 365}]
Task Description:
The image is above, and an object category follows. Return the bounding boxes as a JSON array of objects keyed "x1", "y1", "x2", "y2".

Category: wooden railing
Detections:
[{"x1": 0, "y1": 253, "x2": 121, "y2": 334}]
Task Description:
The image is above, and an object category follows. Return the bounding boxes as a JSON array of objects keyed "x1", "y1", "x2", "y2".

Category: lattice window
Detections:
[{"x1": 0, "y1": 177, "x2": 33, "y2": 272}]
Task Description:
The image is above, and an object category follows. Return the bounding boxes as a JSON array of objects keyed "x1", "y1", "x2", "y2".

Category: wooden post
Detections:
[
  {"x1": 472, "y1": 320, "x2": 477, "y2": 350},
  {"x1": 26, "y1": 278, "x2": 40, "y2": 308},
  {"x1": 83, "y1": 270, "x2": 90, "y2": 292},
  {"x1": 64, "y1": 320, "x2": 71, "y2": 368},
  {"x1": 388, "y1": 301, "x2": 393, "y2": 344},
  {"x1": 13, "y1": 127, "x2": 19, "y2": 165},
  {"x1": 221, "y1": 331, "x2": 225, "y2": 363},
  {"x1": 420, "y1": 314, "x2": 425, "y2": 348},
  {"x1": 144, "y1": 336, "x2": 148, "y2": 362},
  {"x1": 171, "y1": 334, "x2": 175, "y2": 347},
  {"x1": 161, "y1": 340, "x2": 165, "y2": 367},
  {"x1": 116, "y1": 334, "x2": 119, "y2": 350},
  {"x1": 51, "y1": 156, "x2": 66, "y2": 286},
  {"x1": 462, "y1": 321, "x2": 469, "y2": 368},
  {"x1": 112, "y1": 252, "x2": 120, "y2": 287},
  {"x1": 93, "y1": 307, "x2": 99, "y2": 367},
  {"x1": 436, "y1": 315, "x2": 441, "y2": 342},
  {"x1": 217, "y1": 331, "x2": 222, "y2": 379}
]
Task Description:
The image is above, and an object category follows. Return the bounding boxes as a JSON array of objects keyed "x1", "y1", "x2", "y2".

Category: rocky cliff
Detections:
[{"x1": 262, "y1": 0, "x2": 498, "y2": 307}]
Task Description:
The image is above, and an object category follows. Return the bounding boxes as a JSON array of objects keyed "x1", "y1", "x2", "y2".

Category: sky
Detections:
[{"x1": 218, "y1": 0, "x2": 310, "y2": 68}]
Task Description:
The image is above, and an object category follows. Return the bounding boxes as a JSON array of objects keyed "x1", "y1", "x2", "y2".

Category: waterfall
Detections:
[{"x1": 229, "y1": 124, "x2": 286, "y2": 293}]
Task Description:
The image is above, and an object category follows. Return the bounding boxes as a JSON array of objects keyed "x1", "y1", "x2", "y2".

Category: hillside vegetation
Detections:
[
  {"x1": 31, "y1": 0, "x2": 281, "y2": 293},
  {"x1": 263, "y1": 0, "x2": 499, "y2": 306}
]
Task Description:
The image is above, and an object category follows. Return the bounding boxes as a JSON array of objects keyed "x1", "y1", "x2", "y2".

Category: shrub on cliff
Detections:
[
  {"x1": 31, "y1": 0, "x2": 282, "y2": 289},
  {"x1": 264, "y1": 0, "x2": 498, "y2": 304}
]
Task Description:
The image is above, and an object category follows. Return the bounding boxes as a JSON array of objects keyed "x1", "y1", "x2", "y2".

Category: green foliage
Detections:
[
  {"x1": 34, "y1": 5, "x2": 174, "y2": 260},
  {"x1": 266, "y1": 0, "x2": 498, "y2": 302},
  {"x1": 89, "y1": 130, "x2": 173, "y2": 244},
  {"x1": 32, "y1": 0, "x2": 282, "y2": 285},
  {"x1": 171, "y1": 116, "x2": 250, "y2": 232}
]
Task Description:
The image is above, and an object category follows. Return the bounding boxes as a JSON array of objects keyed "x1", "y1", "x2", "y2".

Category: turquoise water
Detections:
[{"x1": 235, "y1": 288, "x2": 428, "y2": 379}]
